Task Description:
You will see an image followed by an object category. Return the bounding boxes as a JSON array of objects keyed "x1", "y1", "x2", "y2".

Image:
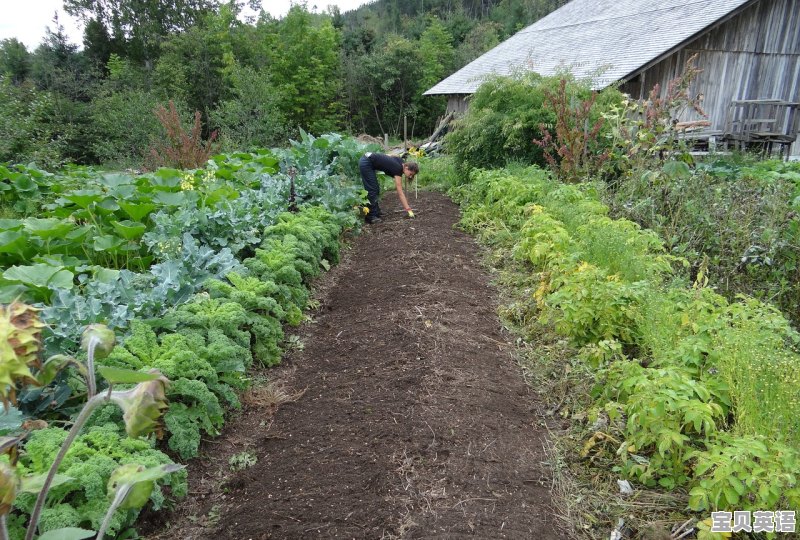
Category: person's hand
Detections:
[{"x1": 406, "y1": 208, "x2": 415, "y2": 218}]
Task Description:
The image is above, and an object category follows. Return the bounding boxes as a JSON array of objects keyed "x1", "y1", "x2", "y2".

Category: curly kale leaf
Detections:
[
  {"x1": 265, "y1": 209, "x2": 342, "y2": 267},
  {"x1": 102, "y1": 321, "x2": 217, "y2": 384},
  {"x1": 164, "y1": 378, "x2": 225, "y2": 459},
  {"x1": 208, "y1": 381, "x2": 241, "y2": 409},
  {"x1": 203, "y1": 328, "x2": 251, "y2": 378},
  {"x1": 243, "y1": 247, "x2": 308, "y2": 318},
  {"x1": 172, "y1": 294, "x2": 250, "y2": 346},
  {"x1": 206, "y1": 273, "x2": 285, "y2": 320},
  {"x1": 244, "y1": 244, "x2": 303, "y2": 287},
  {"x1": 249, "y1": 314, "x2": 284, "y2": 367},
  {"x1": 177, "y1": 327, "x2": 251, "y2": 378}
]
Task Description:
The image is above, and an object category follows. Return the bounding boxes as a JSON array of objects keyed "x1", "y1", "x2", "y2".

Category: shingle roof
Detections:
[{"x1": 424, "y1": 0, "x2": 756, "y2": 95}]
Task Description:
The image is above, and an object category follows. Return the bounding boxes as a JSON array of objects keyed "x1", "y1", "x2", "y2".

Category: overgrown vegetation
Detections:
[
  {"x1": 442, "y1": 55, "x2": 800, "y2": 326},
  {"x1": 442, "y1": 163, "x2": 800, "y2": 536},
  {"x1": 604, "y1": 158, "x2": 800, "y2": 326}
]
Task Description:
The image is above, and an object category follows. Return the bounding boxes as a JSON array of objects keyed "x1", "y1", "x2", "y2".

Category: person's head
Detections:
[{"x1": 403, "y1": 161, "x2": 419, "y2": 181}]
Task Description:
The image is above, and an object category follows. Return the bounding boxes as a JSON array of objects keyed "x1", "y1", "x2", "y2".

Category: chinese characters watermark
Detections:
[{"x1": 711, "y1": 511, "x2": 796, "y2": 533}]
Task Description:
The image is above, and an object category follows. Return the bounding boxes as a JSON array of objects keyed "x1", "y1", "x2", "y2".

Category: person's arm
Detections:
[{"x1": 394, "y1": 175, "x2": 413, "y2": 212}]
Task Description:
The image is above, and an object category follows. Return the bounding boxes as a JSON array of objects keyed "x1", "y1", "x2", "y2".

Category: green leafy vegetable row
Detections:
[{"x1": 99, "y1": 206, "x2": 351, "y2": 460}]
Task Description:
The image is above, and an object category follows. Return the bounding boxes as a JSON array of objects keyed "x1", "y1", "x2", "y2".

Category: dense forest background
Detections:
[{"x1": 0, "y1": 0, "x2": 566, "y2": 168}]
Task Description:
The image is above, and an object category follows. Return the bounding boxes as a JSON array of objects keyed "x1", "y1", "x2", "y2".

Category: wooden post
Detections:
[
  {"x1": 404, "y1": 115, "x2": 408, "y2": 151},
  {"x1": 384, "y1": 133, "x2": 388, "y2": 149}
]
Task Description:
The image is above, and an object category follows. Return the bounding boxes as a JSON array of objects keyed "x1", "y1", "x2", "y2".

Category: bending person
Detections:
[{"x1": 358, "y1": 152, "x2": 418, "y2": 224}]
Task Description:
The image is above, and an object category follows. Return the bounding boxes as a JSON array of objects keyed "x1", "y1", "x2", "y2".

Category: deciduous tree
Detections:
[{"x1": 267, "y1": 6, "x2": 343, "y2": 133}]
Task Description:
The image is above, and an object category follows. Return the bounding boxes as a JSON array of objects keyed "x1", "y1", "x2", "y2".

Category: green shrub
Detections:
[
  {"x1": 444, "y1": 73, "x2": 556, "y2": 173},
  {"x1": 544, "y1": 262, "x2": 648, "y2": 346},
  {"x1": 445, "y1": 73, "x2": 621, "y2": 176},
  {"x1": 454, "y1": 167, "x2": 552, "y2": 231},
  {"x1": 210, "y1": 65, "x2": 289, "y2": 152},
  {"x1": 514, "y1": 205, "x2": 573, "y2": 269},
  {"x1": 90, "y1": 89, "x2": 173, "y2": 168},
  {"x1": 636, "y1": 281, "x2": 800, "y2": 446},
  {"x1": 688, "y1": 434, "x2": 800, "y2": 511},
  {"x1": 601, "y1": 362, "x2": 724, "y2": 489},
  {"x1": 451, "y1": 168, "x2": 548, "y2": 247},
  {"x1": 0, "y1": 78, "x2": 66, "y2": 168}
]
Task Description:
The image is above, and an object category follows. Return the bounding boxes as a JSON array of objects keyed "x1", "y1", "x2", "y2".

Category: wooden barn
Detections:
[{"x1": 424, "y1": 0, "x2": 800, "y2": 158}]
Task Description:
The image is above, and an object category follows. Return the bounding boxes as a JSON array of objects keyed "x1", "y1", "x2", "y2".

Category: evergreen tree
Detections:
[{"x1": 0, "y1": 39, "x2": 31, "y2": 85}]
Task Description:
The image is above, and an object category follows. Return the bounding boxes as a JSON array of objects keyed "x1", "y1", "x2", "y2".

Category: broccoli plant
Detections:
[{"x1": 0, "y1": 303, "x2": 182, "y2": 540}]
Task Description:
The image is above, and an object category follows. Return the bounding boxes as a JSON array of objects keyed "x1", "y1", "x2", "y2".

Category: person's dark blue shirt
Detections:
[{"x1": 367, "y1": 153, "x2": 404, "y2": 177}]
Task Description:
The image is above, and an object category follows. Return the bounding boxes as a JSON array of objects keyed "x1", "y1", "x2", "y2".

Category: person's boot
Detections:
[{"x1": 365, "y1": 202, "x2": 382, "y2": 224}]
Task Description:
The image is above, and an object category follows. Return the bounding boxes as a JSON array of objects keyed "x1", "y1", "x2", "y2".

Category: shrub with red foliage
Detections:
[
  {"x1": 145, "y1": 100, "x2": 219, "y2": 170},
  {"x1": 533, "y1": 78, "x2": 608, "y2": 183}
]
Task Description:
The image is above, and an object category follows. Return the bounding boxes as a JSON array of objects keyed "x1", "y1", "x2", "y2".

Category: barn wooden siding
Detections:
[
  {"x1": 445, "y1": 94, "x2": 471, "y2": 116},
  {"x1": 622, "y1": 0, "x2": 800, "y2": 157}
]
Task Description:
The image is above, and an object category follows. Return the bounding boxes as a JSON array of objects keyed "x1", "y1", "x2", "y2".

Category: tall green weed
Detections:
[
  {"x1": 605, "y1": 158, "x2": 800, "y2": 325},
  {"x1": 573, "y1": 217, "x2": 675, "y2": 283},
  {"x1": 637, "y1": 287, "x2": 728, "y2": 374},
  {"x1": 713, "y1": 299, "x2": 800, "y2": 443},
  {"x1": 537, "y1": 182, "x2": 607, "y2": 233},
  {"x1": 416, "y1": 155, "x2": 460, "y2": 190}
]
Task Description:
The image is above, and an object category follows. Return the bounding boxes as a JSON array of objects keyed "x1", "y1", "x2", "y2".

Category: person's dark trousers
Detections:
[{"x1": 358, "y1": 156, "x2": 381, "y2": 219}]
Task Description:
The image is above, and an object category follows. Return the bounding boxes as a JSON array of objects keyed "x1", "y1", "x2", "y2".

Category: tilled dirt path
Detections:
[{"x1": 146, "y1": 191, "x2": 563, "y2": 539}]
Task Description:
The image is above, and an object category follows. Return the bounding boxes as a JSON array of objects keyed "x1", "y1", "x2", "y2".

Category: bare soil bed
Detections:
[{"x1": 144, "y1": 191, "x2": 564, "y2": 539}]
